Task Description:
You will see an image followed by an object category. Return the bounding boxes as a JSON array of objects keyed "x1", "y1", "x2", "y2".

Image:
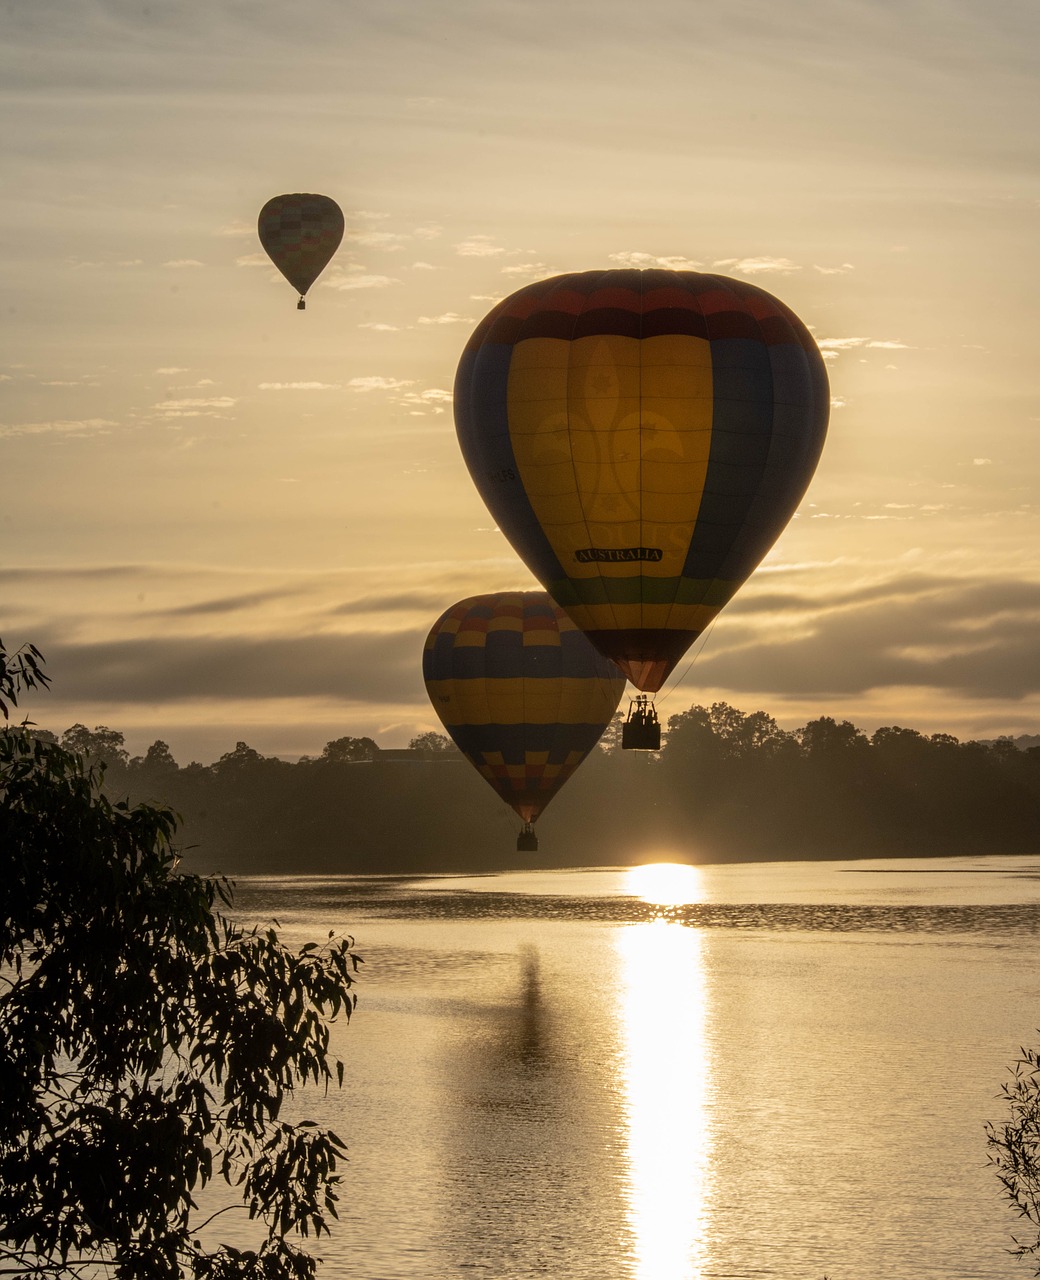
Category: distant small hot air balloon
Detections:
[
  {"x1": 422, "y1": 591, "x2": 626, "y2": 851},
  {"x1": 257, "y1": 193, "x2": 344, "y2": 309},
  {"x1": 453, "y1": 269, "x2": 829, "y2": 715}
]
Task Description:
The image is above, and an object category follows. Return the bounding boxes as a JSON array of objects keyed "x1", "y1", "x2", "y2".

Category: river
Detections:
[{"x1": 222, "y1": 856, "x2": 1040, "y2": 1279}]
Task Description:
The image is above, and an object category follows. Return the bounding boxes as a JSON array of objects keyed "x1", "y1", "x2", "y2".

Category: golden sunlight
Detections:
[
  {"x1": 626, "y1": 861, "x2": 704, "y2": 907},
  {"x1": 617, "y1": 920, "x2": 712, "y2": 1280}
]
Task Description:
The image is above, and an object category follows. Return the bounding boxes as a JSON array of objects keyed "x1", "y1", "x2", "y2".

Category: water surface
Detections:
[{"x1": 222, "y1": 857, "x2": 1040, "y2": 1279}]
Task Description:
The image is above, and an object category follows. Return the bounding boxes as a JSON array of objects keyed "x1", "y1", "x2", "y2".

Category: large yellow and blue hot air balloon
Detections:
[
  {"x1": 257, "y1": 193, "x2": 344, "y2": 309},
  {"x1": 422, "y1": 591, "x2": 626, "y2": 850},
  {"x1": 453, "y1": 269, "x2": 829, "y2": 694}
]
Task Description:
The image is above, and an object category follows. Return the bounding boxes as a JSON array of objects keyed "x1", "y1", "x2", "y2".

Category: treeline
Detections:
[{"x1": 25, "y1": 705, "x2": 1040, "y2": 874}]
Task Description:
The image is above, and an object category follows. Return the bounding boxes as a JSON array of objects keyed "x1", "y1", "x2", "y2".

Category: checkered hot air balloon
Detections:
[
  {"x1": 422, "y1": 592, "x2": 626, "y2": 850},
  {"x1": 257, "y1": 193, "x2": 344, "y2": 309},
  {"x1": 454, "y1": 269, "x2": 830, "y2": 693}
]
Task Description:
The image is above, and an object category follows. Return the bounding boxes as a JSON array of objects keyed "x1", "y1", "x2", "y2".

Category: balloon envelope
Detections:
[
  {"x1": 423, "y1": 591, "x2": 626, "y2": 823},
  {"x1": 257, "y1": 193, "x2": 344, "y2": 299},
  {"x1": 454, "y1": 269, "x2": 829, "y2": 691}
]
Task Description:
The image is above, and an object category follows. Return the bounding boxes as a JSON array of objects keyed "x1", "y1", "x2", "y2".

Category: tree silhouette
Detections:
[
  {"x1": 320, "y1": 735, "x2": 379, "y2": 764},
  {"x1": 408, "y1": 731, "x2": 457, "y2": 757},
  {"x1": 140, "y1": 738, "x2": 179, "y2": 774},
  {"x1": 25, "y1": 688, "x2": 1040, "y2": 871},
  {"x1": 0, "y1": 643, "x2": 360, "y2": 1279},
  {"x1": 60, "y1": 722, "x2": 130, "y2": 769}
]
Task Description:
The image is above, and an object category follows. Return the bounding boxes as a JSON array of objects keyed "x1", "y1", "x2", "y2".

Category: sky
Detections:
[{"x1": 2, "y1": 0, "x2": 1039, "y2": 764}]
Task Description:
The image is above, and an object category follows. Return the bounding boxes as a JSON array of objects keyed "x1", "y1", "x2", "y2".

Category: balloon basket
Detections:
[
  {"x1": 621, "y1": 696, "x2": 661, "y2": 751},
  {"x1": 517, "y1": 823, "x2": 539, "y2": 853},
  {"x1": 297, "y1": 296, "x2": 306, "y2": 310}
]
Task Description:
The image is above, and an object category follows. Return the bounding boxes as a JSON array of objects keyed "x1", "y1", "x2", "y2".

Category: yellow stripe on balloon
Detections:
[
  {"x1": 425, "y1": 677, "x2": 623, "y2": 727},
  {"x1": 506, "y1": 334, "x2": 714, "y2": 595}
]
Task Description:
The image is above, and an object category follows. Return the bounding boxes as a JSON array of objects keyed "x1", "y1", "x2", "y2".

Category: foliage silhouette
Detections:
[
  {"x1": 317, "y1": 736, "x2": 379, "y2": 764},
  {"x1": 407, "y1": 731, "x2": 458, "y2": 757},
  {"x1": 0, "y1": 642, "x2": 360, "y2": 1280},
  {"x1": 0, "y1": 637, "x2": 49, "y2": 721},
  {"x1": 61, "y1": 721, "x2": 130, "y2": 768},
  {"x1": 987, "y1": 1044, "x2": 1040, "y2": 1273}
]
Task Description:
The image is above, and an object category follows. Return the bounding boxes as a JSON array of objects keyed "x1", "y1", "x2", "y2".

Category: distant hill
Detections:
[{"x1": 978, "y1": 735, "x2": 1040, "y2": 750}]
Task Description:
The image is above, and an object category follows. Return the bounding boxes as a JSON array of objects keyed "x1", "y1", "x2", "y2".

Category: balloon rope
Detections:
[{"x1": 654, "y1": 619, "x2": 718, "y2": 711}]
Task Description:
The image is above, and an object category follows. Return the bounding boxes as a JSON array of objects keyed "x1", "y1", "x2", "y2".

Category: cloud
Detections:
[
  {"x1": 411, "y1": 261, "x2": 438, "y2": 270},
  {"x1": 608, "y1": 252, "x2": 703, "y2": 270},
  {"x1": 347, "y1": 376, "x2": 415, "y2": 392},
  {"x1": 346, "y1": 230, "x2": 406, "y2": 250},
  {"x1": 358, "y1": 322, "x2": 400, "y2": 331},
  {"x1": 814, "y1": 263, "x2": 856, "y2": 274},
  {"x1": 72, "y1": 259, "x2": 143, "y2": 269},
  {"x1": 156, "y1": 367, "x2": 189, "y2": 375},
  {"x1": 154, "y1": 397, "x2": 236, "y2": 410},
  {"x1": 0, "y1": 564, "x2": 146, "y2": 586},
  {"x1": 36, "y1": 630, "x2": 424, "y2": 705},
  {"x1": 0, "y1": 418, "x2": 117, "y2": 438},
  {"x1": 974, "y1": 458, "x2": 993, "y2": 466},
  {"x1": 817, "y1": 337, "x2": 867, "y2": 361},
  {"x1": 713, "y1": 256, "x2": 801, "y2": 275},
  {"x1": 216, "y1": 220, "x2": 254, "y2": 237},
  {"x1": 413, "y1": 226, "x2": 442, "y2": 240},
  {"x1": 321, "y1": 272, "x2": 400, "y2": 291},
  {"x1": 235, "y1": 252, "x2": 270, "y2": 267},
  {"x1": 28, "y1": 567, "x2": 1040, "y2": 746},
  {"x1": 688, "y1": 572, "x2": 1040, "y2": 702},
  {"x1": 817, "y1": 336, "x2": 911, "y2": 361},
  {"x1": 162, "y1": 259, "x2": 204, "y2": 268},
  {"x1": 327, "y1": 588, "x2": 459, "y2": 616},
  {"x1": 454, "y1": 236, "x2": 505, "y2": 257},
  {"x1": 152, "y1": 396, "x2": 236, "y2": 419},
  {"x1": 500, "y1": 262, "x2": 551, "y2": 279},
  {"x1": 396, "y1": 388, "x2": 452, "y2": 414},
  {"x1": 147, "y1": 588, "x2": 307, "y2": 619},
  {"x1": 257, "y1": 382, "x2": 341, "y2": 391},
  {"x1": 417, "y1": 312, "x2": 474, "y2": 325}
]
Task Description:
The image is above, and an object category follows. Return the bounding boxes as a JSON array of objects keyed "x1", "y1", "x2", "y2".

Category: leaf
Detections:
[{"x1": 0, "y1": 721, "x2": 359, "y2": 1279}]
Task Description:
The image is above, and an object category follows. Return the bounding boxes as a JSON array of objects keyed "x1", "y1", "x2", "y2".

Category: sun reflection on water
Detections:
[
  {"x1": 617, "y1": 865, "x2": 711, "y2": 1279},
  {"x1": 627, "y1": 861, "x2": 705, "y2": 907}
]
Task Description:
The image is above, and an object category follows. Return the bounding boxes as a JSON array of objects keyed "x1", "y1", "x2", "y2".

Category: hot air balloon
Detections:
[
  {"x1": 453, "y1": 269, "x2": 829, "y2": 738},
  {"x1": 422, "y1": 591, "x2": 626, "y2": 850},
  {"x1": 257, "y1": 193, "x2": 344, "y2": 309}
]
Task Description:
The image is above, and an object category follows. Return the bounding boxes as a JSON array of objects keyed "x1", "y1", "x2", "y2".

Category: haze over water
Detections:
[{"x1": 226, "y1": 856, "x2": 1040, "y2": 1279}]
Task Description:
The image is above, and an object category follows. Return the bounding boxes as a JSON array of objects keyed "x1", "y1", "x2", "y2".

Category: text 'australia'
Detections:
[{"x1": 575, "y1": 547, "x2": 664, "y2": 564}]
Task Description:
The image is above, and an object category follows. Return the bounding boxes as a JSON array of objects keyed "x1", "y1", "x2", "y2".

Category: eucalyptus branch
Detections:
[
  {"x1": 1, "y1": 713, "x2": 360, "y2": 1280},
  {"x1": 188, "y1": 1202, "x2": 250, "y2": 1234}
]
